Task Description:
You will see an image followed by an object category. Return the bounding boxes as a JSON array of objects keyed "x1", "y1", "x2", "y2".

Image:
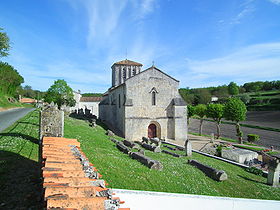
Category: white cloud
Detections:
[
  {"x1": 268, "y1": 0, "x2": 280, "y2": 5},
  {"x1": 230, "y1": 0, "x2": 255, "y2": 24},
  {"x1": 139, "y1": 0, "x2": 157, "y2": 18},
  {"x1": 178, "y1": 42, "x2": 280, "y2": 88}
]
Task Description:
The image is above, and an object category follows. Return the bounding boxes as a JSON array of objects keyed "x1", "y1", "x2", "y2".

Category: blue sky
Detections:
[{"x1": 1, "y1": 0, "x2": 280, "y2": 93}]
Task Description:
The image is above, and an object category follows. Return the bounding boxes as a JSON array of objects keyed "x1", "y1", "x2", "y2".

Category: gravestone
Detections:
[
  {"x1": 188, "y1": 159, "x2": 227, "y2": 181},
  {"x1": 210, "y1": 133, "x2": 214, "y2": 143},
  {"x1": 40, "y1": 102, "x2": 64, "y2": 139},
  {"x1": 221, "y1": 148, "x2": 258, "y2": 164},
  {"x1": 184, "y1": 140, "x2": 192, "y2": 157},
  {"x1": 267, "y1": 159, "x2": 280, "y2": 187}
]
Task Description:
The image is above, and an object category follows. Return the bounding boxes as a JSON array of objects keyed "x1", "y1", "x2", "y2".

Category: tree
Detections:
[
  {"x1": 239, "y1": 94, "x2": 250, "y2": 104},
  {"x1": 224, "y1": 98, "x2": 247, "y2": 144},
  {"x1": 228, "y1": 82, "x2": 239, "y2": 96},
  {"x1": 187, "y1": 104, "x2": 195, "y2": 125},
  {"x1": 194, "y1": 104, "x2": 207, "y2": 135},
  {"x1": 0, "y1": 28, "x2": 10, "y2": 58},
  {"x1": 44, "y1": 79, "x2": 76, "y2": 109},
  {"x1": 194, "y1": 89, "x2": 211, "y2": 104},
  {"x1": 206, "y1": 104, "x2": 224, "y2": 139},
  {"x1": 0, "y1": 62, "x2": 24, "y2": 95}
]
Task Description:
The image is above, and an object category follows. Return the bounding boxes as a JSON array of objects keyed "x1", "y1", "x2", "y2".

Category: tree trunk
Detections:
[
  {"x1": 236, "y1": 122, "x2": 243, "y2": 144},
  {"x1": 199, "y1": 119, "x2": 203, "y2": 135},
  {"x1": 187, "y1": 117, "x2": 190, "y2": 125},
  {"x1": 216, "y1": 121, "x2": 221, "y2": 139}
]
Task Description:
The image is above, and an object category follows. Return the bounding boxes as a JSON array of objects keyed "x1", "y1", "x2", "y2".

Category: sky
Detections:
[{"x1": 0, "y1": 0, "x2": 280, "y2": 93}]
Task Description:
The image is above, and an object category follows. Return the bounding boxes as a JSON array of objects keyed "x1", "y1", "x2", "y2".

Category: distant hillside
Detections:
[
  {"x1": 82, "y1": 93, "x2": 103, "y2": 97},
  {"x1": 179, "y1": 80, "x2": 280, "y2": 111}
]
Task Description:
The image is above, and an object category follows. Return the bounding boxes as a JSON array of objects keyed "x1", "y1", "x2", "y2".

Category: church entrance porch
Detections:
[{"x1": 148, "y1": 122, "x2": 161, "y2": 138}]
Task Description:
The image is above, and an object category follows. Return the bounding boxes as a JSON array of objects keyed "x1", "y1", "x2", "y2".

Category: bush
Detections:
[
  {"x1": 245, "y1": 167, "x2": 263, "y2": 176},
  {"x1": 247, "y1": 134, "x2": 260, "y2": 142},
  {"x1": 216, "y1": 145, "x2": 223, "y2": 157}
]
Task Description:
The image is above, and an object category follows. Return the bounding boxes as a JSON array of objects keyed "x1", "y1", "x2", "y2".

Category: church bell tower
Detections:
[{"x1": 111, "y1": 59, "x2": 143, "y2": 87}]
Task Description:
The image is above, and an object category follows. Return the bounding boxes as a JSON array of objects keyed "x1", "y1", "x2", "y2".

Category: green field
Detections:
[
  {"x1": 1, "y1": 110, "x2": 280, "y2": 210},
  {"x1": 64, "y1": 116, "x2": 280, "y2": 200},
  {"x1": 244, "y1": 90, "x2": 280, "y2": 111},
  {"x1": 0, "y1": 110, "x2": 41, "y2": 209}
]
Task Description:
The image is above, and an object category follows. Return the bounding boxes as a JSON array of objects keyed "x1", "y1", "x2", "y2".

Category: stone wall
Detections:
[
  {"x1": 99, "y1": 85, "x2": 126, "y2": 136},
  {"x1": 40, "y1": 104, "x2": 64, "y2": 139}
]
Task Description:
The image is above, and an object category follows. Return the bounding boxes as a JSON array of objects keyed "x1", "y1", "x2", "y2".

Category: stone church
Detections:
[{"x1": 99, "y1": 59, "x2": 187, "y2": 142}]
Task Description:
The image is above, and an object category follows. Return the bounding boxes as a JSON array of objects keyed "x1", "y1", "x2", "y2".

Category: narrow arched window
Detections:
[
  {"x1": 123, "y1": 68, "x2": 126, "y2": 80},
  {"x1": 152, "y1": 91, "x2": 156, "y2": 106},
  {"x1": 132, "y1": 67, "x2": 136, "y2": 76}
]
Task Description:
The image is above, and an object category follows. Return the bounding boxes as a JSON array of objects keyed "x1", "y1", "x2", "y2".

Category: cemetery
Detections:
[
  {"x1": 63, "y1": 112, "x2": 280, "y2": 200},
  {"x1": 1, "y1": 107, "x2": 280, "y2": 209}
]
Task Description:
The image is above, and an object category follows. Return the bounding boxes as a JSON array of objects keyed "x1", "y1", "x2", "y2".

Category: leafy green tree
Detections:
[
  {"x1": 44, "y1": 79, "x2": 76, "y2": 109},
  {"x1": 228, "y1": 82, "x2": 239, "y2": 96},
  {"x1": 187, "y1": 104, "x2": 195, "y2": 125},
  {"x1": 224, "y1": 98, "x2": 247, "y2": 144},
  {"x1": 206, "y1": 104, "x2": 224, "y2": 138},
  {"x1": 0, "y1": 28, "x2": 10, "y2": 58},
  {"x1": 195, "y1": 104, "x2": 207, "y2": 135},
  {"x1": 239, "y1": 94, "x2": 250, "y2": 104},
  {"x1": 243, "y1": 81, "x2": 263, "y2": 92},
  {"x1": 194, "y1": 89, "x2": 211, "y2": 105},
  {"x1": 0, "y1": 62, "x2": 24, "y2": 95}
]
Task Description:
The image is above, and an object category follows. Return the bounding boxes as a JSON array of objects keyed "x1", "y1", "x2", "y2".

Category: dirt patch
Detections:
[{"x1": 244, "y1": 111, "x2": 280, "y2": 129}]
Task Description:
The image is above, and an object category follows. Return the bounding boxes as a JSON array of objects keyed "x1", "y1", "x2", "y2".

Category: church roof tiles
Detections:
[{"x1": 113, "y1": 59, "x2": 143, "y2": 66}]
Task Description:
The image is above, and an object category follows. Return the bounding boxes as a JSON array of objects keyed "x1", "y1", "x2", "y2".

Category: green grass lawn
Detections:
[
  {"x1": 64, "y1": 116, "x2": 280, "y2": 200},
  {"x1": 0, "y1": 110, "x2": 42, "y2": 209}
]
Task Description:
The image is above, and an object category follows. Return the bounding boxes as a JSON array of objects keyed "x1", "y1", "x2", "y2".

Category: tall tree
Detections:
[
  {"x1": 187, "y1": 104, "x2": 195, "y2": 125},
  {"x1": 44, "y1": 79, "x2": 76, "y2": 109},
  {"x1": 228, "y1": 82, "x2": 239, "y2": 96},
  {"x1": 224, "y1": 98, "x2": 247, "y2": 144},
  {"x1": 206, "y1": 104, "x2": 224, "y2": 139},
  {"x1": 0, "y1": 28, "x2": 10, "y2": 58},
  {"x1": 0, "y1": 62, "x2": 24, "y2": 95},
  {"x1": 195, "y1": 104, "x2": 207, "y2": 135}
]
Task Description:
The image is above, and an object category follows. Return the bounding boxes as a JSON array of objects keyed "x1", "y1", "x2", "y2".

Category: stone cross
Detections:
[
  {"x1": 267, "y1": 159, "x2": 280, "y2": 187},
  {"x1": 185, "y1": 140, "x2": 192, "y2": 157}
]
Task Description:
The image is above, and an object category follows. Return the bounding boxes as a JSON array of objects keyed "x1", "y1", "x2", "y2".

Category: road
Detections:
[
  {"x1": 189, "y1": 118, "x2": 280, "y2": 150},
  {"x1": 0, "y1": 108, "x2": 35, "y2": 132}
]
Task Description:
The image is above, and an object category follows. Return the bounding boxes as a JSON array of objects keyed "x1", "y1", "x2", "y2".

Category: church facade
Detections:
[{"x1": 99, "y1": 59, "x2": 188, "y2": 142}]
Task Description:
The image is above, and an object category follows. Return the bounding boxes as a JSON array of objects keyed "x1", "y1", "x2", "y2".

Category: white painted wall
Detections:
[{"x1": 113, "y1": 189, "x2": 280, "y2": 210}]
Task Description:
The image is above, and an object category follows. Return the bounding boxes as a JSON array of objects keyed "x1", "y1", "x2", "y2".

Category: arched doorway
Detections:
[
  {"x1": 148, "y1": 124, "x2": 157, "y2": 138},
  {"x1": 148, "y1": 122, "x2": 161, "y2": 138}
]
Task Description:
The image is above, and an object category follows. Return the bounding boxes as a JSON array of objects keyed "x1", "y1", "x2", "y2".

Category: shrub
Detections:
[
  {"x1": 216, "y1": 145, "x2": 223, "y2": 157},
  {"x1": 247, "y1": 134, "x2": 260, "y2": 142},
  {"x1": 245, "y1": 167, "x2": 263, "y2": 176}
]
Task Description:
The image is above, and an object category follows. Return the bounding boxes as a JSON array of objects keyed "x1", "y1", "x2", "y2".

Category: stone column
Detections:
[{"x1": 267, "y1": 159, "x2": 280, "y2": 187}]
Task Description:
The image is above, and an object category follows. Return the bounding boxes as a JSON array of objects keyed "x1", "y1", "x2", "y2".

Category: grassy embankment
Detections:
[
  {"x1": 0, "y1": 92, "x2": 33, "y2": 110},
  {"x1": 243, "y1": 90, "x2": 280, "y2": 111},
  {"x1": 0, "y1": 110, "x2": 41, "y2": 209},
  {"x1": 64, "y1": 116, "x2": 280, "y2": 200}
]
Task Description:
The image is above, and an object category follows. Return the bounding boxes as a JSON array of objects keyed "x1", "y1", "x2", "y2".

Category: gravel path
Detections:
[
  {"x1": 189, "y1": 118, "x2": 280, "y2": 150},
  {"x1": 0, "y1": 108, "x2": 35, "y2": 132}
]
